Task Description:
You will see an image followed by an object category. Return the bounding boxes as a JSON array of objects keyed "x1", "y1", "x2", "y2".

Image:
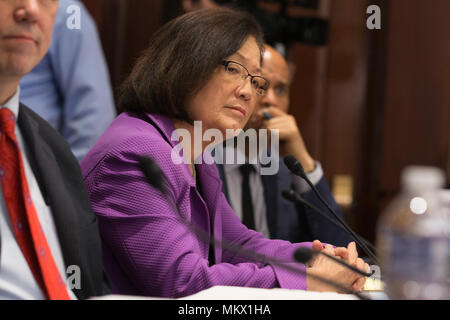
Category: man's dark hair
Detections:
[{"x1": 118, "y1": 8, "x2": 264, "y2": 120}]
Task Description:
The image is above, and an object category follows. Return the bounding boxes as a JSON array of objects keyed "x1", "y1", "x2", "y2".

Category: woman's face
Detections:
[{"x1": 186, "y1": 36, "x2": 262, "y2": 135}]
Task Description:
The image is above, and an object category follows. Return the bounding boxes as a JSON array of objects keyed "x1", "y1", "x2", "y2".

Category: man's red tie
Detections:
[{"x1": 0, "y1": 108, "x2": 70, "y2": 300}]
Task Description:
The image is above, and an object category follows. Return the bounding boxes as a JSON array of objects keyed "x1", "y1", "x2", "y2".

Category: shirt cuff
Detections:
[{"x1": 291, "y1": 161, "x2": 324, "y2": 194}]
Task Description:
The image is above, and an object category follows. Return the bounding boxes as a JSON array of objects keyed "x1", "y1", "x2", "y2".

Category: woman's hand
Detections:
[{"x1": 306, "y1": 240, "x2": 369, "y2": 293}]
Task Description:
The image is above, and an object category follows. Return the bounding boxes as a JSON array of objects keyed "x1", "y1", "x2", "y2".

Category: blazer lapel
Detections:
[
  {"x1": 197, "y1": 160, "x2": 224, "y2": 264},
  {"x1": 17, "y1": 104, "x2": 83, "y2": 280},
  {"x1": 216, "y1": 164, "x2": 230, "y2": 201},
  {"x1": 260, "y1": 172, "x2": 278, "y2": 239},
  {"x1": 143, "y1": 113, "x2": 225, "y2": 263},
  {"x1": 16, "y1": 106, "x2": 51, "y2": 206}
]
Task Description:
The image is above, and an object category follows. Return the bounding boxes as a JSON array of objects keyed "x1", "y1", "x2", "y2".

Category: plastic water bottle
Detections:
[{"x1": 376, "y1": 166, "x2": 449, "y2": 299}]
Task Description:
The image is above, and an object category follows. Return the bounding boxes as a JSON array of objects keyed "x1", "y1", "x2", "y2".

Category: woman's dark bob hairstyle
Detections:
[{"x1": 118, "y1": 8, "x2": 264, "y2": 120}]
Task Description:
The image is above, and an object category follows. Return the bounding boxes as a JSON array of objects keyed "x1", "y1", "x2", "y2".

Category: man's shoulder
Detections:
[
  {"x1": 18, "y1": 103, "x2": 68, "y2": 146},
  {"x1": 100, "y1": 112, "x2": 173, "y2": 151},
  {"x1": 19, "y1": 103, "x2": 83, "y2": 178},
  {"x1": 19, "y1": 102, "x2": 47, "y2": 123}
]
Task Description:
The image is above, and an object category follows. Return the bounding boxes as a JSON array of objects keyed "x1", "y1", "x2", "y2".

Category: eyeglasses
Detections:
[{"x1": 221, "y1": 60, "x2": 270, "y2": 96}]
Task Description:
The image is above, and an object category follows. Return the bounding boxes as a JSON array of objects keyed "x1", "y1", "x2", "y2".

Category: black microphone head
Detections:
[
  {"x1": 284, "y1": 155, "x2": 306, "y2": 178},
  {"x1": 294, "y1": 247, "x2": 315, "y2": 264},
  {"x1": 138, "y1": 156, "x2": 168, "y2": 194},
  {"x1": 281, "y1": 189, "x2": 297, "y2": 202}
]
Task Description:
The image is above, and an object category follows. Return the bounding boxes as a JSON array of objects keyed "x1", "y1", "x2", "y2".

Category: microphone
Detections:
[
  {"x1": 139, "y1": 155, "x2": 168, "y2": 194},
  {"x1": 281, "y1": 189, "x2": 375, "y2": 253},
  {"x1": 137, "y1": 155, "x2": 370, "y2": 299},
  {"x1": 284, "y1": 154, "x2": 307, "y2": 178},
  {"x1": 283, "y1": 155, "x2": 380, "y2": 266},
  {"x1": 294, "y1": 247, "x2": 373, "y2": 278}
]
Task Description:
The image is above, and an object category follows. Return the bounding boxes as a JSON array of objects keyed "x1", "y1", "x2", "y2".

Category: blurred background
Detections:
[{"x1": 79, "y1": 0, "x2": 450, "y2": 245}]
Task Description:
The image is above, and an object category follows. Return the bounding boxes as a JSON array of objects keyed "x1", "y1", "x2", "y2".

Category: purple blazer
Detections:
[{"x1": 80, "y1": 112, "x2": 312, "y2": 298}]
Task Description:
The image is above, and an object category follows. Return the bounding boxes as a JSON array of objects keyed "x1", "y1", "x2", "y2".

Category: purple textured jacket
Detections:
[{"x1": 80, "y1": 112, "x2": 312, "y2": 298}]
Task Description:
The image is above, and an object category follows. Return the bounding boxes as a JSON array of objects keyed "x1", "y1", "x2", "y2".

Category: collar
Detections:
[
  {"x1": 0, "y1": 87, "x2": 20, "y2": 120},
  {"x1": 144, "y1": 113, "x2": 178, "y2": 148},
  {"x1": 143, "y1": 113, "x2": 219, "y2": 187}
]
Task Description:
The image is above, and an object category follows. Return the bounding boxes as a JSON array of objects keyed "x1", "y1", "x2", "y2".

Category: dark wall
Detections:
[
  {"x1": 365, "y1": 0, "x2": 450, "y2": 240},
  {"x1": 82, "y1": 0, "x2": 165, "y2": 95}
]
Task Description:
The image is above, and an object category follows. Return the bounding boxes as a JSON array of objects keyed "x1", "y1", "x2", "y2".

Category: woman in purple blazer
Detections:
[{"x1": 80, "y1": 8, "x2": 368, "y2": 298}]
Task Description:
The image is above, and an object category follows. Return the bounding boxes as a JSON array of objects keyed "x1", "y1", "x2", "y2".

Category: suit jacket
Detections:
[
  {"x1": 80, "y1": 112, "x2": 313, "y2": 298},
  {"x1": 1, "y1": 104, "x2": 106, "y2": 299},
  {"x1": 217, "y1": 162, "x2": 354, "y2": 247}
]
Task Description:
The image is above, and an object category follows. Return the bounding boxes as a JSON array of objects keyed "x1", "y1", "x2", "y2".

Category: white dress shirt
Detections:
[{"x1": 0, "y1": 88, "x2": 76, "y2": 299}]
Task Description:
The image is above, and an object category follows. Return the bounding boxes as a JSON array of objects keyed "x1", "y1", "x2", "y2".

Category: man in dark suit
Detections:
[
  {"x1": 0, "y1": 0, "x2": 105, "y2": 299},
  {"x1": 218, "y1": 45, "x2": 353, "y2": 247}
]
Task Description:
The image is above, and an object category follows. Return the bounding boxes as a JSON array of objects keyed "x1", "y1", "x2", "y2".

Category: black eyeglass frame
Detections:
[{"x1": 221, "y1": 60, "x2": 270, "y2": 96}]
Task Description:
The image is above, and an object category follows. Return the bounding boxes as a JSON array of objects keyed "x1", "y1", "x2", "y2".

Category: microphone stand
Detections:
[
  {"x1": 282, "y1": 189, "x2": 376, "y2": 254},
  {"x1": 284, "y1": 155, "x2": 381, "y2": 266},
  {"x1": 138, "y1": 156, "x2": 371, "y2": 300}
]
